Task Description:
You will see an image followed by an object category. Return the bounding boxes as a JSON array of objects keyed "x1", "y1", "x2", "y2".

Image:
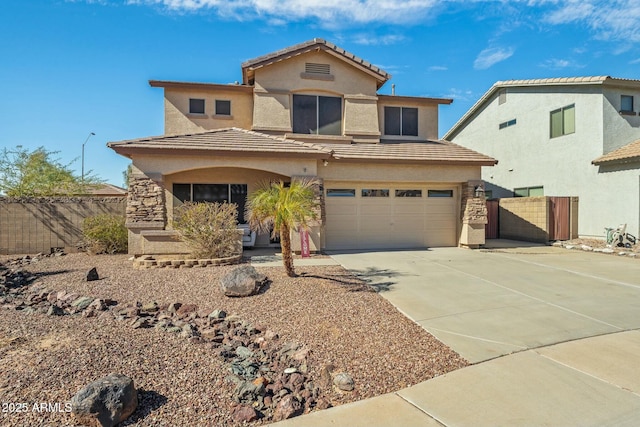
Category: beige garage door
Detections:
[{"x1": 324, "y1": 184, "x2": 458, "y2": 250}]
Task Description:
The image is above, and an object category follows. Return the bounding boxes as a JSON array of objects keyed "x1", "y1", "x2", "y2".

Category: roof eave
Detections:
[
  {"x1": 330, "y1": 156, "x2": 497, "y2": 166},
  {"x1": 108, "y1": 145, "x2": 331, "y2": 160}
]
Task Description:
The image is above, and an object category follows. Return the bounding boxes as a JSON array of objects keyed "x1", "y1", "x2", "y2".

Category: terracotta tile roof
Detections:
[
  {"x1": 109, "y1": 128, "x2": 496, "y2": 166},
  {"x1": 592, "y1": 139, "x2": 640, "y2": 165},
  {"x1": 320, "y1": 140, "x2": 497, "y2": 166},
  {"x1": 241, "y1": 38, "x2": 390, "y2": 89},
  {"x1": 444, "y1": 76, "x2": 640, "y2": 140},
  {"x1": 107, "y1": 128, "x2": 332, "y2": 158}
]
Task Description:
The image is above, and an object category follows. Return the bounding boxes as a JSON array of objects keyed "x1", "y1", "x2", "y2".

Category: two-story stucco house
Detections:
[
  {"x1": 108, "y1": 39, "x2": 495, "y2": 255},
  {"x1": 444, "y1": 76, "x2": 640, "y2": 239}
]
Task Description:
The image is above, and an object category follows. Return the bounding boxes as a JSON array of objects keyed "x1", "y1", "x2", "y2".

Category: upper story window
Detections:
[
  {"x1": 292, "y1": 94, "x2": 342, "y2": 135},
  {"x1": 384, "y1": 106, "x2": 418, "y2": 136},
  {"x1": 550, "y1": 104, "x2": 575, "y2": 138},
  {"x1": 621, "y1": 95, "x2": 635, "y2": 115},
  {"x1": 189, "y1": 98, "x2": 205, "y2": 115},
  {"x1": 499, "y1": 119, "x2": 516, "y2": 130},
  {"x1": 514, "y1": 186, "x2": 543, "y2": 197},
  {"x1": 215, "y1": 100, "x2": 231, "y2": 116}
]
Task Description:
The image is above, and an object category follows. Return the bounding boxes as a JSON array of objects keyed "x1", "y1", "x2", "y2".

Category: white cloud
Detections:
[
  {"x1": 539, "y1": 58, "x2": 576, "y2": 69},
  {"x1": 126, "y1": 0, "x2": 440, "y2": 26},
  {"x1": 442, "y1": 88, "x2": 476, "y2": 102},
  {"x1": 630, "y1": 58, "x2": 640, "y2": 64},
  {"x1": 429, "y1": 65, "x2": 448, "y2": 71},
  {"x1": 352, "y1": 34, "x2": 406, "y2": 45},
  {"x1": 116, "y1": 0, "x2": 640, "y2": 44},
  {"x1": 543, "y1": 0, "x2": 640, "y2": 42},
  {"x1": 473, "y1": 47, "x2": 514, "y2": 69}
]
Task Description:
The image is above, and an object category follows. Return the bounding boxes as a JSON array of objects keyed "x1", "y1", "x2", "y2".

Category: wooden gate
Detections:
[
  {"x1": 485, "y1": 200, "x2": 499, "y2": 239},
  {"x1": 549, "y1": 197, "x2": 570, "y2": 241}
]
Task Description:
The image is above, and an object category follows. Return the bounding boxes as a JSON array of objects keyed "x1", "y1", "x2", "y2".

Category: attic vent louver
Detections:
[{"x1": 305, "y1": 63, "x2": 330, "y2": 75}]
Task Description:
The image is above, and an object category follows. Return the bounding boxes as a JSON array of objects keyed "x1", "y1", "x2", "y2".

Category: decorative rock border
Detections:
[
  {"x1": 1, "y1": 256, "x2": 339, "y2": 424},
  {"x1": 132, "y1": 255, "x2": 242, "y2": 269},
  {"x1": 552, "y1": 241, "x2": 639, "y2": 258}
]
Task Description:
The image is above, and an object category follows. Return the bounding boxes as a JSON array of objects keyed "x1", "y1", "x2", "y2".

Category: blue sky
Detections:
[{"x1": 1, "y1": 0, "x2": 639, "y2": 187}]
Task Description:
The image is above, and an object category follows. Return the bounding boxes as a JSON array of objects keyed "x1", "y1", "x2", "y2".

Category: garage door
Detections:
[{"x1": 324, "y1": 184, "x2": 458, "y2": 250}]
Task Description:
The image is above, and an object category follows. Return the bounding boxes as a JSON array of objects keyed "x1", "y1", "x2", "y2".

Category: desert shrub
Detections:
[
  {"x1": 82, "y1": 214, "x2": 128, "y2": 254},
  {"x1": 172, "y1": 202, "x2": 239, "y2": 258}
]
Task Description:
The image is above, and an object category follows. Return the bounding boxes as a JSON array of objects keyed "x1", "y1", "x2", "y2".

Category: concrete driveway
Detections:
[
  {"x1": 329, "y1": 242, "x2": 640, "y2": 363},
  {"x1": 271, "y1": 242, "x2": 640, "y2": 426}
]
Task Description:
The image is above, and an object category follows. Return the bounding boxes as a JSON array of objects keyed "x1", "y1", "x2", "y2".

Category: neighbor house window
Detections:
[
  {"x1": 514, "y1": 186, "x2": 544, "y2": 197},
  {"x1": 173, "y1": 183, "x2": 247, "y2": 222},
  {"x1": 326, "y1": 188, "x2": 355, "y2": 197},
  {"x1": 550, "y1": 104, "x2": 575, "y2": 138},
  {"x1": 292, "y1": 94, "x2": 342, "y2": 135},
  {"x1": 621, "y1": 95, "x2": 634, "y2": 114},
  {"x1": 215, "y1": 100, "x2": 231, "y2": 116},
  {"x1": 361, "y1": 189, "x2": 389, "y2": 197},
  {"x1": 499, "y1": 119, "x2": 516, "y2": 129},
  {"x1": 395, "y1": 189, "x2": 422, "y2": 197},
  {"x1": 189, "y1": 98, "x2": 205, "y2": 114},
  {"x1": 428, "y1": 190, "x2": 453, "y2": 198},
  {"x1": 384, "y1": 106, "x2": 418, "y2": 136}
]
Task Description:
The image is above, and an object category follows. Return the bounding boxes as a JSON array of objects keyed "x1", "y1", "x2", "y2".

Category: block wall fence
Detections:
[{"x1": 0, "y1": 197, "x2": 126, "y2": 255}]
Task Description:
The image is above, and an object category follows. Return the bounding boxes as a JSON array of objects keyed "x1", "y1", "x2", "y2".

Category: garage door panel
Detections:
[
  {"x1": 394, "y1": 204, "x2": 426, "y2": 215},
  {"x1": 324, "y1": 183, "x2": 458, "y2": 250}
]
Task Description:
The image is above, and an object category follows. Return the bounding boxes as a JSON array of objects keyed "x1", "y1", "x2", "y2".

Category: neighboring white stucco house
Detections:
[{"x1": 444, "y1": 76, "x2": 640, "y2": 239}]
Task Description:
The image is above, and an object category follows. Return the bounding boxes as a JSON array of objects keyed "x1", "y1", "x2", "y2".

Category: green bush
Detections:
[
  {"x1": 82, "y1": 214, "x2": 128, "y2": 254},
  {"x1": 172, "y1": 202, "x2": 239, "y2": 258}
]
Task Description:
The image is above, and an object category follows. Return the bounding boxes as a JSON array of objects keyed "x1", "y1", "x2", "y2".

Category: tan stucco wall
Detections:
[
  {"x1": 164, "y1": 87, "x2": 253, "y2": 135},
  {"x1": 251, "y1": 50, "x2": 381, "y2": 139},
  {"x1": 377, "y1": 99, "x2": 439, "y2": 140},
  {"x1": 317, "y1": 161, "x2": 481, "y2": 183},
  {"x1": 132, "y1": 154, "x2": 318, "y2": 178},
  {"x1": 344, "y1": 97, "x2": 380, "y2": 140},
  {"x1": 253, "y1": 51, "x2": 378, "y2": 96}
]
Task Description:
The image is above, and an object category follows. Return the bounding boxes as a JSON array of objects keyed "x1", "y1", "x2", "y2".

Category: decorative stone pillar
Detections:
[
  {"x1": 460, "y1": 180, "x2": 488, "y2": 249},
  {"x1": 126, "y1": 173, "x2": 167, "y2": 254}
]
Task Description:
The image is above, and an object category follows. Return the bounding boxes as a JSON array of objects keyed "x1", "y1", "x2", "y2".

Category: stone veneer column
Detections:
[
  {"x1": 459, "y1": 180, "x2": 488, "y2": 248},
  {"x1": 126, "y1": 173, "x2": 167, "y2": 254}
]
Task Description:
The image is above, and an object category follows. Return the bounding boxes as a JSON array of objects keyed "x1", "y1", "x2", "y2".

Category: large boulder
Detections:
[
  {"x1": 220, "y1": 265, "x2": 267, "y2": 297},
  {"x1": 71, "y1": 373, "x2": 138, "y2": 427}
]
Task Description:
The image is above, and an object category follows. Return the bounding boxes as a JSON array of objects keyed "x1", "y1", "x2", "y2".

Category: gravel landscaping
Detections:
[{"x1": 0, "y1": 252, "x2": 468, "y2": 426}]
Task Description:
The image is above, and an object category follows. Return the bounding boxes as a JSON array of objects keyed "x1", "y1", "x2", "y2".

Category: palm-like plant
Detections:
[{"x1": 246, "y1": 178, "x2": 319, "y2": 277}]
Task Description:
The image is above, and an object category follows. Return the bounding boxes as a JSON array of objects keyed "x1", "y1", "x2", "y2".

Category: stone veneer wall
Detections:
[
  {"x1": 461, "y1": 180, "x2": 488, "y2": 225},
  {"x1": 126, "y1": 175, "x2": 166, "y2": 227},
  {"x1": 126, "y1": 175, "x2": 170, "y2": 255},
  {"x1": 459, "y1": 180, "x2": 488, "y2": 248}
]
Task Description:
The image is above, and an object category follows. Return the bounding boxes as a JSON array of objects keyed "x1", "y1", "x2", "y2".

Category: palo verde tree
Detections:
[
  {"x1": 0, "y1": 146, "x2": 101, "y2": 196},
  {"x1": 245, "y1": 178, "x2": 319, "y2": 277}
]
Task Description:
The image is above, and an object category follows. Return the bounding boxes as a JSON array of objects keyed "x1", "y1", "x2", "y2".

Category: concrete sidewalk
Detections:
[{"x1": 270, "y1": 243, "x2": 640, "y2": 426}]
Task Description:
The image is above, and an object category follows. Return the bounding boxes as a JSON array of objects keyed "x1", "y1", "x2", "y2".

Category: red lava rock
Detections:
[
  {"x1": 273, "y1": 394, "x2": 302, "y2": 421},
  {"x1": 176, "y1": 303, "x2": 198, "y2": 317},
  {"x1": 231, "y1": 405, "x2": 258, "y2": 423}
]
